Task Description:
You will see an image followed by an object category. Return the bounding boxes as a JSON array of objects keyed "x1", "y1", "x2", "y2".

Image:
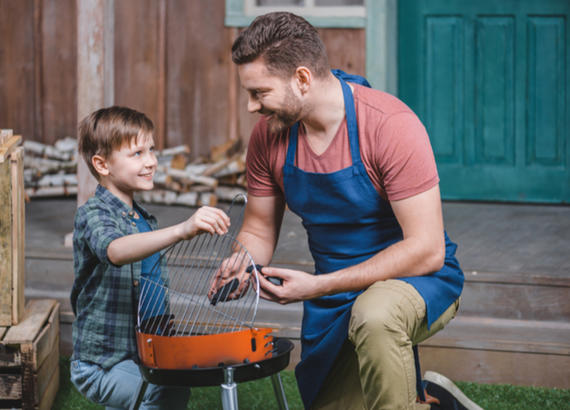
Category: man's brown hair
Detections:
[
  {"x1": 78, "y1": 106, "x2": 154, "y2": 179},
  {"x1": 231, "y1": 12, "x2": 330, "y2": 78}
]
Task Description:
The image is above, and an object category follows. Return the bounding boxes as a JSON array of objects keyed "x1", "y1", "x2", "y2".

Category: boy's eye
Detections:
[{"x1": 134, "y1": 151, "x2": 142, "y2": 156}]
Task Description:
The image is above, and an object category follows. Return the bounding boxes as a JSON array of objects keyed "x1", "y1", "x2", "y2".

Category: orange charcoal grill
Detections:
[{"x1": 133, "y1": 195, "x2": 293, "y2": 410}]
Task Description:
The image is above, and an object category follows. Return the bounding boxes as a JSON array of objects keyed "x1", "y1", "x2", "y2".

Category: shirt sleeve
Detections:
[
  {"x1": 246, "y1": 119, "x2": 283, "y2": 197},
  {"x1": 75, "y1": 203, "x2": 124, "y2": 265},
  {"x1": 374, "y1": 112, "x2": 440, "y2": 201}
]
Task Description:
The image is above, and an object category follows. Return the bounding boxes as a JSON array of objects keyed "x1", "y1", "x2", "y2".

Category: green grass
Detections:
[{"x1": 55, "y1": 357, "x2": 570, "y2": 409}]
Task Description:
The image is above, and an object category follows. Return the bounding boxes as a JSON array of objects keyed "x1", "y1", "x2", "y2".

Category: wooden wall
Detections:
[
  {"x1": 0, "y1": 0, "x2": 365, "y2": 158},
  {"x1": 0, "y1": 0, "x2": 77, "y2": 146}
]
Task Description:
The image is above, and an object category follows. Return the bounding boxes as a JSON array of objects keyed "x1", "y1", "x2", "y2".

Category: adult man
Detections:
[{"x1": 231, "y1": 12, "x2": 464, "y2": 410}]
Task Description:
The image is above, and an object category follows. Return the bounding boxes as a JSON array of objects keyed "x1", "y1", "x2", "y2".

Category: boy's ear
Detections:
[{"x1": 91, "y1": 154, "x2": 110, "y2": 176}]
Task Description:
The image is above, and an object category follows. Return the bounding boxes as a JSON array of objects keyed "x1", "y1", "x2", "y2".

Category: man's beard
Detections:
[{"x1": 263, "y1": 86, "x2": 303, "y2": 135}]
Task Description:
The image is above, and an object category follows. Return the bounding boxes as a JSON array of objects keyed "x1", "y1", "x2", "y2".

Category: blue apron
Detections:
[{"x1": 283, "y1": 72, "x2": 464, "y2": 408}]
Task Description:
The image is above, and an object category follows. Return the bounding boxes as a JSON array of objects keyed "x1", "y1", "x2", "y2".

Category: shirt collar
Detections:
[{"x1": 95, "y1": 184, "x2": 154, "y2": 221}]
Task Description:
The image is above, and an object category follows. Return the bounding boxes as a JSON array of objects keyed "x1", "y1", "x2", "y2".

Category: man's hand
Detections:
[
  {"x1": 207, "y1": 251, "x2": 251, "y2": 303},
  {"x1": 256, "y1": 266, "x2": 324, "y2": 304}
]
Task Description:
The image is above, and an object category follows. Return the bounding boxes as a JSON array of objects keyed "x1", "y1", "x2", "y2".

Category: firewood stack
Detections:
[
  {"x1": 138, "y1": 138, "x2": 247, "y2": 207},
  {"x1": 23, "y1": 137, "x2": 79, "y2": 198},
  {"x1": 22, "y1": 137, "x2": 248, "y2": 206}
]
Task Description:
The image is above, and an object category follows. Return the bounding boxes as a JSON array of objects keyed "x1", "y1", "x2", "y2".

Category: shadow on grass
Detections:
[{"x1": 55, "y1": 357, "x2": 569, "y2": 409}]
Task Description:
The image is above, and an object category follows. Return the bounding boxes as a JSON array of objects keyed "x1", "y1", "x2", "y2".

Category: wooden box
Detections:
[
  {"x1": 0, "y1": 299, "x2": 60, "y2": 410},
  {"x1": 0, "y1": 129, "x2": 25, "y2": 326}
]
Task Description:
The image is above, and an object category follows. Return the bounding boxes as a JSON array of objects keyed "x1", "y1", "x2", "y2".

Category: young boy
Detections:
[{"x1": 70, "y1": 106, "x2": 230, "y2": 409}]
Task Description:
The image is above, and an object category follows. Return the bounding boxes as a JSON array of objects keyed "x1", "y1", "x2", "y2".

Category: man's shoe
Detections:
[{"x1": 423, "y1": 371, "x2": 484, "y2": 410}]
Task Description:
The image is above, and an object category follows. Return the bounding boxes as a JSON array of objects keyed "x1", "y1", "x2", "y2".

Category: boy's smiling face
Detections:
[{"x1": 94, "y1": 131, "x2": 157, "y2": 206}]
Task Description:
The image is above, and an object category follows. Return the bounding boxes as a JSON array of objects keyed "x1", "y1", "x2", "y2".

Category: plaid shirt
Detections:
[{"x1": 70, "y1": 185, "x2": 158, "y2": 368}]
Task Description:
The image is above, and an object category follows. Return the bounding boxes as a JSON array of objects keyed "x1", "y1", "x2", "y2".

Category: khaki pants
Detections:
[{"x1": 311, "y1": 279, "x2": 459, "y2": 410}]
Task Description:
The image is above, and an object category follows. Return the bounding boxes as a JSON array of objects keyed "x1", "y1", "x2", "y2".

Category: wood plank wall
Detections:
[{"x1": 0, "y1": 0, "x2": 365, "y2": 158}]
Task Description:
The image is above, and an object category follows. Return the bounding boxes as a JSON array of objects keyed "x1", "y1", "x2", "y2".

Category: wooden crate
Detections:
[
  {"x1": 0, "y1": 130, "x2": 25, "y2": 326},
  {"x1": 0, "y1": 299, "x2": 60, "y2": 410}
]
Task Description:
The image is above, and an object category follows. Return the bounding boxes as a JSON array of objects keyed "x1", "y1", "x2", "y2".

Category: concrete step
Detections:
[
  {"x1": 419, "y1": 315, "x2": 570, "y2": 389},
  {"x1": 459, "y1": 270, "x2": 570, "y2": 322}
]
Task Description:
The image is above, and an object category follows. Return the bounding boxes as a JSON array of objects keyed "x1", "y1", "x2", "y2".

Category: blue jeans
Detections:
[{"x1": 70, "y1": 359, "x2": 190, "y2": 410}]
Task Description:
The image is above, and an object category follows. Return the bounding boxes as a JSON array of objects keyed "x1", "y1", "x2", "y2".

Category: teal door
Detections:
[{"x1": 398, "y1": 0, "x2": 570, "y2": 203}]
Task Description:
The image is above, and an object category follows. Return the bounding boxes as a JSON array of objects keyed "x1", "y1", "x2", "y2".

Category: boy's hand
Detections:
[{"x1": 180, "y1": 206, "x2": 230, "y2": 239}]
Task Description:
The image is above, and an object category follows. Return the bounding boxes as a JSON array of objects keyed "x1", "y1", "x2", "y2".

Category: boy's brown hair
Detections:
[
  {"x1": 78, "y1": 106, "x2": 154, "y2": 179},
  {"x1": 231, "y1": 12, "x2": 330, "y2": 78}
]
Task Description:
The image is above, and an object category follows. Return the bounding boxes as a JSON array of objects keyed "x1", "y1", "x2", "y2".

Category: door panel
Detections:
[{"x1": 398, "y1": 0, "x2": 570, "y2": 203}]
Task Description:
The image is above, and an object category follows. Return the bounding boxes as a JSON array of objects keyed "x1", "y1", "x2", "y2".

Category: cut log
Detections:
[
  {"x1": 23, "y1": 156, "x2": 77, "y2": 175},
  {"x1": 25, "y1": 186, "x2": 78, "y2": 198},
  {"x1": 169, "y1": 154, "x2": 187, "y2": 170},
  {"x1": 159, "y1": 145, "x2": 190, "y2": 157},
  {"x1": 53, "y1": 137, "x2": 77, "y2": 153},
  {"x1": 215, "y1": 186, "x2": 247, "y2": 202},
  {"x1": 212, "y1": 157, "x2": 245, "y2": 178},
  {"x1": 210, "y1": 138, "x2": 241, "y2": 162},
  {"x1": 33, "y1": 174, "x2": 77, "y2": 188},
  {"x1": 23, "y1": 140, "x2": 73, "y2": 162},
  {"x1": 158, "y1": 166, "x2": 218, "y2": 188}
]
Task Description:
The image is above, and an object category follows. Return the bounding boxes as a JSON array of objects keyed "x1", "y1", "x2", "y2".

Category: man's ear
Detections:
[
  {"x1": 91, "y1": 154, "x2": 110, "y2": 176},
  {"x1": 294, "y1": 66, "x2": 312, "y2": 95}
]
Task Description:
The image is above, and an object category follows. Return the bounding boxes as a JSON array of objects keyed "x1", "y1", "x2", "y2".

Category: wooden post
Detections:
[
  {"x1": 10, "y1": 147, "x2": 25, "y2": 325},
  {"x1": 0, "y1": 136, "x2": 25, "y2": 326},
  {"x1": 76, "y1": 0, "x2": 115, "y2": 206},
  {"x1": 228, "y1": 28, "x2": 239, "y2": 142},
  {"x1": 0, "y1": 154, "x2": 12, "y2": 325}
]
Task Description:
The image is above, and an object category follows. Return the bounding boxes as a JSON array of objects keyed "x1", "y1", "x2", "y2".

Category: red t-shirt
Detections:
[{"x1": 246, "y1": 84, "x2": 439, "y2": 201}]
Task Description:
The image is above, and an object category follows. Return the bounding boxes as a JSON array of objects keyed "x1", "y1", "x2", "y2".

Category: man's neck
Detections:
[{"x1": 300, "y1": 73, "x2": 347, "y2": 154}]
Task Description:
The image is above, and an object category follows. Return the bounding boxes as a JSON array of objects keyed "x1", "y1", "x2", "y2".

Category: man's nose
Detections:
[{"x1": 247, "y1": 96, "x2": 261, "y2": 113}]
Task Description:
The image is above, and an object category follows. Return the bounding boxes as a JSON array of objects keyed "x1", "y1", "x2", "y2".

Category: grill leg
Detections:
[
  {"x1": 270, "y1": 372, "x2": 289, "y2": 410},
  {"x1": 221, "y1": 367, "x2": 239, "y2": 410}
]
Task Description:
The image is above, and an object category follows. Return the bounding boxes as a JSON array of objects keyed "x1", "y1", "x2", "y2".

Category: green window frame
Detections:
[{"x1": 225, "y1": 0, "x2": 366, "y2": 28}]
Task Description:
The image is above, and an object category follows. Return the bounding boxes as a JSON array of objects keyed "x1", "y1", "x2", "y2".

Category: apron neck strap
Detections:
[
  {"x1": 286, "y1": 74, "x2": 361, "y2": 166},
  {"x1": 336, "y1": 75, "x2": 361, "y2": 166}
]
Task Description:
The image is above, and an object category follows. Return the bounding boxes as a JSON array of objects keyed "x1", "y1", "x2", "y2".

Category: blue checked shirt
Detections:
[{"x1": 70, "y1": 184, "x2": 158, "y2": 368}]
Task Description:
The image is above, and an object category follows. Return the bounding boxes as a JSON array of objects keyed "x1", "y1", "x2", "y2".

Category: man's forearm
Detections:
[
  {"x1": 319, "y1": 235, "x2": 444, "y2": 295},
  {"x1": 236, "y1": 229, "x2": 276, "y2": 267}
]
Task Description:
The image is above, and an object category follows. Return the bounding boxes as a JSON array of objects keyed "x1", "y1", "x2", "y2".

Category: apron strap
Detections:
[
  {"x1": 335, "y1": 75, "x2": 362, "y2": 167},
  {"x1": 286, "y1": 73, "x2": 363, "y2": 168},
  {"x1": 285, "y1": 122, "x2": 299, "y2": 166}
]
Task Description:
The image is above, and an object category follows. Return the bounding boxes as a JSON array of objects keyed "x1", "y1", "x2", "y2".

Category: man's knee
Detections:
[{"x1": 349, "y1": 280, "x2": 425, "y2": 344}]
